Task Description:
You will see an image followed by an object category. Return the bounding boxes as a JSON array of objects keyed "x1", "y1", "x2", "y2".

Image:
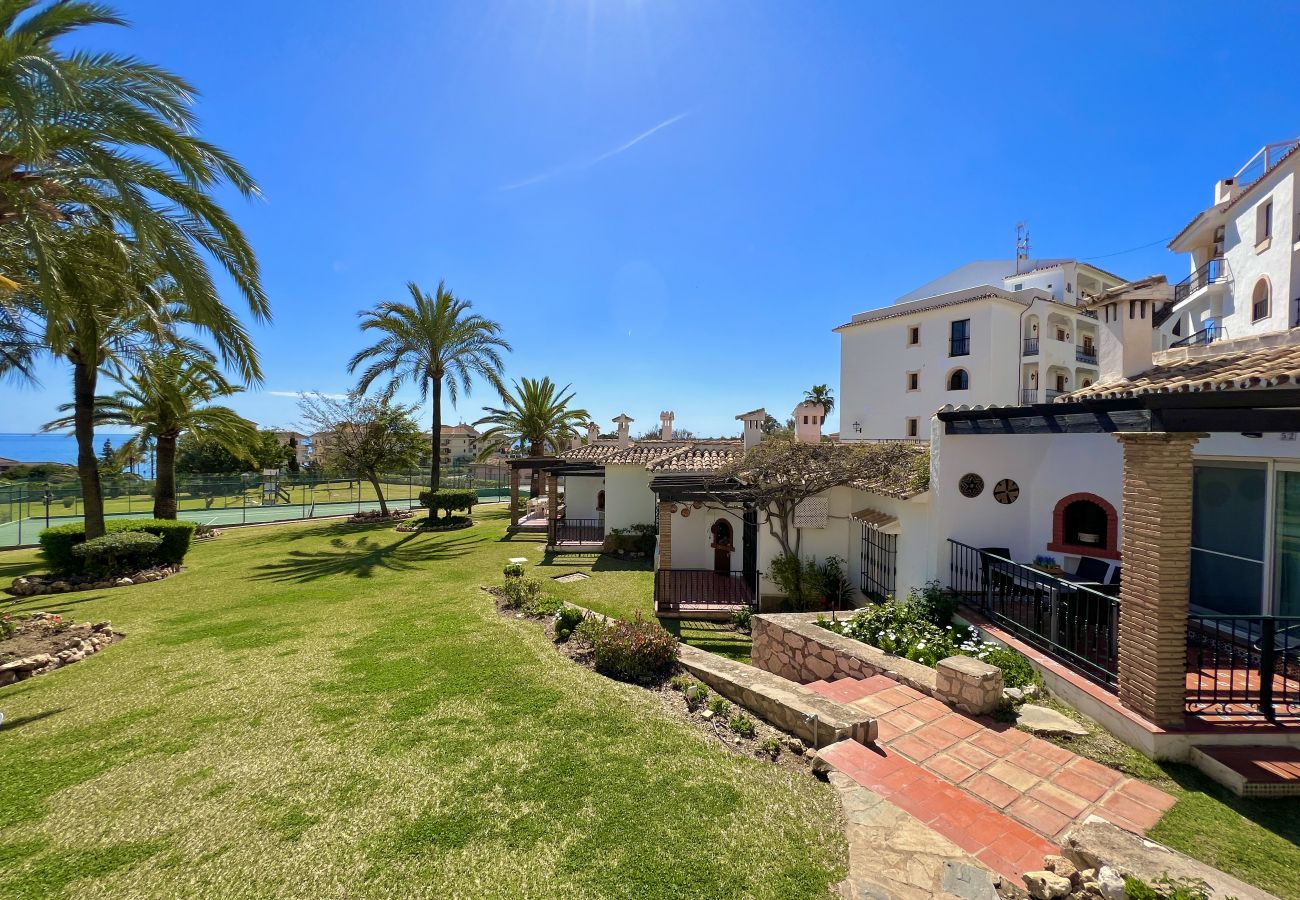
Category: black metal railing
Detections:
[
  {"x1": 1186, "y1": 614, "x2": 1300, "y2": 720},
  {"x1": 948, "y1": 540, "x2": 1121, "y2": 689},
  {"x1": 1023, "y1": 338, "x2": 1039, "y2": 356},
  {"x1": 1075, "y1": 345, "x2": 1097, "y2": 364},
  {"x1": 1152, "y1": 302, "x2": 1175, "y2": 328},
  {"x1": 553, "y1": 518, "x2": 604, "y2": 543},
  {"x1": 654, "y1": 569, "x2": 754, "y2": 615},
  {"x1": 861, "y1": 524, "x2": 898, "y2": 601},
  {"x1": 1172, "y1": 257, "x2": 1229, "y2": 304},
  {"x1": 950, "y1": 337, "x2": 970, "y2": 356},
  {"x1": 1169, "y1": 323, "x2": 1226, "y2": 348}
]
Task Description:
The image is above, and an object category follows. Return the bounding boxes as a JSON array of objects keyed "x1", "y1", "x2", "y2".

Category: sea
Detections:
[{"x1": 0, "y1": 432, "x2": 139, "y2": 467}]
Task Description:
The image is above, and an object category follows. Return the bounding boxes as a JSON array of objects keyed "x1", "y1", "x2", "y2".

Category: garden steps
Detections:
[
  {"x1": 806, "y1": 676, "x2": 1176, "y2": 846},
  {"x1": 1189, "y1": 745, "x2": 1300, "y2": 798}
]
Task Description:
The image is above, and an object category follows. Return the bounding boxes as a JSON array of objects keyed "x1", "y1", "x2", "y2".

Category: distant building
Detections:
[{"x1": 267, "y1": 430, "x2": 309, "y2": 468}]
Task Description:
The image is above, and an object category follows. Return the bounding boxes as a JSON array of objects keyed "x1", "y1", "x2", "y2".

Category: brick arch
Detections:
[{"x1": 1047, "y1": 492, "x2": 1121, "y2": 561}]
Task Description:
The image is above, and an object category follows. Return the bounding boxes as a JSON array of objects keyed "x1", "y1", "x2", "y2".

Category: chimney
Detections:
[
  {"x1": 569, "y1": 432, "x2": 581, "y2": 451},
  {"x1": 612, "y1": 413, "x2": 634, "y2": 449},
  {"x1": 1094, "y1": 276, "x2": 1171, "y2": 383},
  {"x1": 793, "y1": 401, "x2": 825, "y2": 444},
  {"x1": 1214, "y1": 178, "x2": 1241, "y2": 205},
  {"x1": 735, "y1": 407, "x2": 766, "y2": 451},
  {"x1": 659, "y1": 410, "x2": 675, "y2": 441},
  {"x1": 586, "y1": 421, "x2": 599, "y2": 444}
]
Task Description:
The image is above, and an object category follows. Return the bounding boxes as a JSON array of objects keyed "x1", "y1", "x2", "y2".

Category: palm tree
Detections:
[
  {"x1": 474, "y1": 378, "x2": 590, "y2": 487},
  {"x1": 44, "y1": 345, "x2": 258, "y2": 520},
  {"x1": 803, "y1": 384, "x2": 835, "y2": 416},
  {"x1": 349, "y1": 281, "x2": 510, "y2": 492}
]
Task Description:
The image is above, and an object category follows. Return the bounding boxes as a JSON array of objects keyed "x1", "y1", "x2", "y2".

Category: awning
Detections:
[{"x1": 852, "y1": 507, "x2": 898, "y2": 529}]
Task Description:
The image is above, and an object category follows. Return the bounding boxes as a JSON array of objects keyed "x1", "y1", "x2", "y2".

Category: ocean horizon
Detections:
[{"x1": 0, "y1": 432, "x2": 140, "y2": 466}]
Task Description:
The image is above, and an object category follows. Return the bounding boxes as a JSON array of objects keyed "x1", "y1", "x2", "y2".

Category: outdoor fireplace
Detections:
[{"x1": 1048, "y1": 492, "x2": 1120, "y2": 560}]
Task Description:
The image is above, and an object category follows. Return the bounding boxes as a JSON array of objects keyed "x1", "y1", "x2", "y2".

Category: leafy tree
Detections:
[
  {"x1": 803, "y1": 384, "x2": 835, "y2": 416},
  {"x1": 45, "y1": 348, "x2": 258, "y2": 518},
  {"x1": 298, "y1": 391, "x2": 425, "y2": 516},
  {"x1": 474, "y1": 377, "x2": 589, "y2": 496},
  {"x1": 176, "y1": 435, "x2": 247, "y2": 476},
  {"x1": 635, "y1": 426, "x2": 695, "y2": 441},
  {"x1": 100, "y1": 438, "x2": 114, "y2": 464},
  {"x1": 348, "y1": 281, "x2": 509, "y2": 492},
  {"x1": 760, "y1": 414, "x2": 789, "y2": 436}
]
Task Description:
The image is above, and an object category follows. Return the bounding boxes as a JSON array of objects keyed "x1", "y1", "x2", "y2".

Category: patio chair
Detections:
[{"x1": 1071, "y1": 556, "x2": 1111, "y2": 585}]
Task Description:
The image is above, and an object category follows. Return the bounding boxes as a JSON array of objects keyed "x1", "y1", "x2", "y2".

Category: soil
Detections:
[
  {"x1": 346, "y1": 509, "x2": 415, "y2": 525},
  {"x1": 0, "y1": 613, "x2": 123, "y2": 685},
  {"x1": 396, "y1": 515, "x2": 472, "y2": 533}
]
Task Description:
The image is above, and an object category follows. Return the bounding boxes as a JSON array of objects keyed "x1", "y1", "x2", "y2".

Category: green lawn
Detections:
[{"x1": 0, "y1": 509, "x2": 842, "y2": 899}]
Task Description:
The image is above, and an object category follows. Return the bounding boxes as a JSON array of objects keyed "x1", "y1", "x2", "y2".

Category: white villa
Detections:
[{"x1": 837, "y1": 259, "x2": 1127, "y2": 438}]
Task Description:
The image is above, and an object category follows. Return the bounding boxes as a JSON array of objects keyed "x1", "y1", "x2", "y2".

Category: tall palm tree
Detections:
[
  {"x1": 803, "y1": 384, "x2": 835, "y2": 416},
  {"x1": 349, "y1": 281, "x2": 510, "y2": 491},
  {"x1": 474, "y1": 378, "x2": 589, "y2": 497},
  {"x1": 44, "y1": 346, "x2": 257, "y2": 519}
]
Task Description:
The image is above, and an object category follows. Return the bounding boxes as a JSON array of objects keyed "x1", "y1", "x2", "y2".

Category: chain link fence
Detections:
[{"x1": 0, "y1": 465, "x2": 511, "y2": 548}]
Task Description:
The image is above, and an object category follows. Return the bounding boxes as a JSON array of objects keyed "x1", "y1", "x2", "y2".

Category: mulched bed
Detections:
[
  {"x1": 6, "y1": 564, "x2": 181, "y2": 598},
  {"x1": 346, "y1": 509, "x2": 415, "y2": 526},
  {"x1": 396, "y1": 515, "x2": 472, "y2": 533},
  {"x1": 0, "y1": 612, "x2": 123, "y2": 687}
]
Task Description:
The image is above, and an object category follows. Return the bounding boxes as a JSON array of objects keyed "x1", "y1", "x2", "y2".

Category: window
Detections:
[
  {"x1": 906, "y1": 418, "x2": 919, "y2": 437},
  {"x1": 947, "y1": 368, "x2": 969, "y2": 391},
  {"x1": 906, "y1": 371, "x2": 919, "y2": 391},
  {"x1": 1013, "y1": 283, "x2": 1023, "y2": 291},
  {"x1": 1258, "y1": 198, "x2": 1274, "y2": 245},
  {"x1": 1056, "y1": 326, "x2": 1068, "y2": 342},
  {"x1": 949, "y1": 319, "x2": 970, "y2": 356},
  {"x1": 907, "y1": 325, "x2": 920, "y2": 346},
  {"x1": 1252, "y1": 278, "x2": 1270, "y2": 322}
]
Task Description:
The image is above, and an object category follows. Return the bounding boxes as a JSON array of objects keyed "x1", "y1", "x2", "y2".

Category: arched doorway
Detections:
[{"x1": 710, "y1": 518, "x2": 734, "y2": 575}]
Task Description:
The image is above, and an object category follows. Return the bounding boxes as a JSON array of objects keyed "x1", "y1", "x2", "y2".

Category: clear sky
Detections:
[{"x1": 6, "y1": 0, "x2": 1300, "y2": 439}]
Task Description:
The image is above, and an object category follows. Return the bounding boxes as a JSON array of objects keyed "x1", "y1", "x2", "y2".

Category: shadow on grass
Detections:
[
  {"x1": 251, "y1": 532, "x2": 478, "y2": 583},
  {"x1": 0, "y1": 708, "x2": 65, "y2": 732},
  {"x1": 1159, "y1": 761, "x2": 1300, "y2": 847},
  {"x1": 535, "y1": 553, "x2": 652, "y2": 572},
  {"x1": 6, "y1": 592, "x2": 113, "y2": 616},
  {"x1": 660, "y1": 619, "x2": 753, "y2": 664}
]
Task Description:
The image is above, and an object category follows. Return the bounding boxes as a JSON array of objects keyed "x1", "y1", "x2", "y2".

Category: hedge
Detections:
[
  {"x1": 71, "y1": 532, "x2": 164, "y2": 577},
  {"x1": 40, "y1": 518, "x2": 198, "y2": 575},
  {"x1": 419, "y1": 488, "x2": 477, "y2": 520}
]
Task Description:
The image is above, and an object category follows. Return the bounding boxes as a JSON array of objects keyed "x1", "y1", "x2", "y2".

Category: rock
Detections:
[
  {"x1": 804, "y1": 747, "x2": 816, "y2": 759},
  {"x1": 93, "y1": 621, "x2": 112, "y2": 632},
  {"x1": 1003, "y1": 687, "x2": 1024, "y2": 702},
  {"x1": 1043, "y1": 855, "x2": 1079, "y2": 883},
  {"x1": 1078, "y1": 868, "x2": 1096, "y2": 881},
  {"x1": 1022, "y1": 871, "x2": 1072, "y2": 900},
  {"x1": 115, "y1": 577, "x2": 134, "y2": 587},
  {"x1": 785, "y1": 737, "x2": 806, "y2": 755},
  {"x1": 1096, "y1": 866, "x2": 1125, "y2": 900},
  {"x1": 700, "y1": 710, "x2": 714, "y2": 721},
  {"x1": 52, "y1": 581, "x2": 69, "y2": 592},
  {"x1": 1022, "y1": 684, "x2": 1040, "y2": 698},
  {"x1": 1017, "y1": 704, "x2": 1090, "y2": 736}
]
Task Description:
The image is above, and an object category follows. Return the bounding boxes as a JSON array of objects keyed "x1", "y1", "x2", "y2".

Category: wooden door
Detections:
[{"x1": 711, "y1": 519, "x2": 733, "y2": 575}]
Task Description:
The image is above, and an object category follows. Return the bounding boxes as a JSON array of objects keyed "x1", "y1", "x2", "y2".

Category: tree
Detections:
[
  {"x1": 297, "y1": 392, "x2": 425, "y2": 516},
  {"x1": 474, "y1": 377, "x2": 589, "y2": 496},
  {"x1": 635, "y1": 426, "x2": 695, "y2": 441},
  {"x1": 45, "y1": 348, "x2": 258, "y2": 518},
  {"x1": 348, "y1": 281, "x2": 509, "y2": 493},
  {"x1": 760, "y1": 414, "x2": 787, "y2": 436},
  {"x1": 100, "y1": 438, "x2": 114, "y2": 465},
  {"x1": 803, "y1": 384, "x2": 835, "y2": 416},
  {"x1": 712, "y1": 435, "x2": 929, "y2": 558}
]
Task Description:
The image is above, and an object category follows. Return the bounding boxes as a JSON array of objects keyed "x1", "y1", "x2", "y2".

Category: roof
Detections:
[
  {"x1": 1169, "y1": 141, "x2": 1300, "y2": 248},
  {"x1": 560, "y1": 442, "x2": 622, "y2": 462},
  {"x1": 647, "y1": 441, "x2": 745, "y2": 473},
  {"x1": 835, "y1": 289, "x2": 1022, "y2": 330},
  {"x1": 598, "y1": 441, "x2": 692, "y2": 466},
  {"x1": 735, "y1": 408, "x2": 765, "y2": 420},
  {"x1": 853, "y1": 507, "x2": 898, "y2": 529},
  {"x1": 0, "y1": 456, "x2": 18, "y2": 465},
  {"x1": 442, "y1": 424, "x2": 479, "y2": 437},
  {"x1": 890, "y1": 260, "x2": 1062, "y2": 304},
  {"x1": 1062, "y1": 336, "x2": 1300, "y2": 400}
]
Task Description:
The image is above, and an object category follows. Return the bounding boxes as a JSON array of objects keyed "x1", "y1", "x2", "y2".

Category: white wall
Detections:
[
  {"x1": 562, "y1": 474, "x2": 604, "y2": 520},
  {"x1": 604, "y1": 464, "x2": 658, "y2": 530},
  {"x1": 1219, "y1": 165, "x2": 1296, "y2": 338},
  {"x1": 669, "y1": 503, "x2": 748, "y2": 571}
]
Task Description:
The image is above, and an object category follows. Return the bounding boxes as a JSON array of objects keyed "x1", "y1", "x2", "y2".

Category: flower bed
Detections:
[
  {"x1": 6, "y1": 563, "x2": 181, "y2": 598},
  {"x1": 346, "y1": 508, "x2": 415, "y2": 525},
  {"x1": 0, "y1": 613, "x2": 123, "y2": 686}
]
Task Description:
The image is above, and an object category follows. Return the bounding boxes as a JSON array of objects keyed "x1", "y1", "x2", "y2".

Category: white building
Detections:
[
  {"x1": 836, "y1": 260, "x2": 1127, "y2": 439},
  {"x1": 1161, "y1": 138, "x2": 1299, "y2": 349},
  {"x1": 267, "y1": 430, "x2": 309, "y2": 468}
]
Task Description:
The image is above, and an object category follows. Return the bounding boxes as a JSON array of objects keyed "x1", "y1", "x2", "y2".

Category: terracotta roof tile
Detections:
[
  {"x1": 600, "y1": 441, "x2": 692, "y2": 466},
  {"x1": 648, "y1": 441, "x2": 745, "y2": 472},
  {"x1": 560, "y1": 442, "x2": 622, "y2": 461},
  {"x1": 1061, "y1": 337, "x2": 1300, "y2": 400}
]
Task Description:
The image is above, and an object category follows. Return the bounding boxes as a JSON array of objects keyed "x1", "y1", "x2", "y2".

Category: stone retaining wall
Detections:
[{"x1": 751, "y1": 612, "x2": 1003, "y2": 716}]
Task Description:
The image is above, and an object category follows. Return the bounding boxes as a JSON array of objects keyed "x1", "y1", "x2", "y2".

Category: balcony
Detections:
[
  {"x1": 1172, "y1": 258, "x2": 1230, "y2": 305},
  {"x1": 1020, "y1": 388, "x2": 1063, "y2": 405},
  {"x1": 1170, "y1": 323, "x2": 1226, "y2": 349},
  {"x1": 1022, "y1": 338, "x2": 1039, "y2": 356},
  {"x1": 949, "y1": 337, "x2": 970, "y2": 357},
  {"x1": 654, "y1": 569, "x2": 755, "y2": 620},
  {"x1": 1075, "y1": 345, "x2": 1097, "y2": 365}
]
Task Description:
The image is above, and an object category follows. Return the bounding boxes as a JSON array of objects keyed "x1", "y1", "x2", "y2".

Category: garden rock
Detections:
[
  {"x1": 1017, "y1": 704, "x2": 1090, "y2": 736},
  {"x1": 1004, "y1": 687, "x2": 1024, "y2": 702},
  {"x1": 1096, "y1": 866, "x2": 1124, "y2": 900},
  {"x1": 1044, "y1": 855, "x2": 1079, "y2": 883},
  {"x1": 1023, "y1": 871, "x2": 1072, "y2": 900}
]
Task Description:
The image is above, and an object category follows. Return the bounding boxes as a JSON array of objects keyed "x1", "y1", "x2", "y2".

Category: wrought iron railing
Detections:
[
  {"x1": 1186, "y1": 614, "x2": 1300, "y2": 720},
  {"x1": 861, "y1": 524, "x2": 897, "y2": 601},
  {"x1": 1075, "y1": 345, "x2": 1097, "y2": 365},
  {"x1": 1172, "y1": 257, "x2": 1229, "y2": 304},
  {"x1": 1169, "y1": 323, "x2": 1226, "y2": 348},
  {"x1": 654, "y1": 569, "x2": 754, "y2": 615},
  {"x1": 948, "y1": 540, "x2": 1120, "y2": 689},
  {"x1": 950, "y1": 337, "x2": 971, "y2": 357},
  {"x1": 553, "y1": 518, "x2": 604, "y2": 543},
  {"x1": 1023, "y1": 338, "x2": 1039, "y2": 356}
]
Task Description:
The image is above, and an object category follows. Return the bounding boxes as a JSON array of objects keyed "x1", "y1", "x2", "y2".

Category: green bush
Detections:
[
  {"x1": 586, "y1": 612, "x2": 679, "y2": 683},
  {"x1": 912, "y1": 580, "x2": 959, "y2": 627},
  {"x1": 729, "y1": 606, "x2": 752, "y2": 632},
  {"x1": 499, "y1": 576, "x2": 543, "y2": 610},
  {"x1": 728, "y1": 713, "x2": 756, "y2": 738},
  {"x1": 601, "y1": 524, "x2": 657, "y2": 556},
  {"x1": 707, "y1": 696, "x2": 731, "y2": 717},
  {"x1": 759, "y1": 736, "x2": 782, "y2": 757},
  {"x1": 419, "y1": 488, "x2": 476, "y2": 521},
  {"x1": 766, "y1": 552, "x2": 855, "y2": 611},
  {"x1": 981, "y1": 647, "x2": 1039, "y2": 689},
  {"x1": 39, "y1": 518, "x2": 196, "y2": 576},
  {"x1": 554, "y1": 606, "x2": 585, "y2": 639},
  {"x1": 71, "y1": 532, "x2": 163, "y2": 577},
  {"x1": 503, "y1": 562, "x2": 525, "y2": 578}
]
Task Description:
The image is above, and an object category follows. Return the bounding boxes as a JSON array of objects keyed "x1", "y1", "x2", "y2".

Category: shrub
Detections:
[
  {"x1": 503, "y1": 562, "x2": 525, "y2": 578},
  {"x1": 71, "y1": 532, "x2": 163, "y2": 577},
  {"x1": 573, "y1": 614, "x2": 610, "y2": 648},
  {"x1": 728, "y1": 713, "x2": 756, "y2": 738},
  {"x1": 1, "y1": 614, "x2": 15, "y2": 640},
  {"x1": 707, "y1": 696, "x2": 731, "y2": 717},
  {"x1": 729, "y1": 606, "x2": 752, "y2": 632},
  {"x1": 499, "y1": 576, "x2": 543, "y2": 610},
  {"x1": 586, "y1": 612, "x2": 679, "y2": 682},
  {"x1": 759, "y1": 736, "x2": 782, "y2": 757},
  {"x1": 767, "y1": 552, "x2": 854, "y2": 611},
  {"x1": 601, "y1": 524, "x2": 656, "y2": 556},
  {"x1": 981, "y1": 646, "x2": 1039, "y2": 689},
  {"x1": 419, "y1": 488, "x2": 476, "y2": 521},
  {"x1": 911, "y1": 580, "x2": 959, "y2": 627},
  {"x1": 554, "y1": 606, "x2": 585, "y2": 640},
  {"x1": 39, "y1": 518, "x2": 196, "y2": 576}
]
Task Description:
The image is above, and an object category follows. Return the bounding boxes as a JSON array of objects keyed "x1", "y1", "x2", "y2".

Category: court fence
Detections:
[{"x1": 0, "y1": 465, "x2": 511, "y2": 549}]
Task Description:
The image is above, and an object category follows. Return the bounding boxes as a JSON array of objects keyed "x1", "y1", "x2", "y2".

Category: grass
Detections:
[
  {"x1": 1029, "y1": 696, "x2": 1300, "y2": 899},
  {"x1": 0, "y1": 509, "x2": 843, "y2": 899}
]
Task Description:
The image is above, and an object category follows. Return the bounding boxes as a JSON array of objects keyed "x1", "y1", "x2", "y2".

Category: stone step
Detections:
[
  {"x1": 1190, "y1": 745, "x2": 1300, "y2": 798},
  {"x1": 818, "y1": 738, "x2": 1059, "y2": 884},
  {"x1": 807, "y1": 674, "x2": 897, "y2": 704}
]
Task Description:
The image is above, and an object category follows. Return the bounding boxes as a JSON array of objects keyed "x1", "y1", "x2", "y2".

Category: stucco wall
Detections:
[
  {"x1": 603, "y1": 464, "x2": 657, "y2": 531},
  {"x1": 1219, "y1": 166, "x2": 1296, "y2": 338},
  {"x1": 668, "y1": 503, "x2": 748, "y2": 572},
  {"x1": 562, "y1": 474, "x2": 604, "y2": 521}
]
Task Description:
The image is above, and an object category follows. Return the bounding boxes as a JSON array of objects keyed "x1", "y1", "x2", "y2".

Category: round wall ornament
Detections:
[
  {"x1": 958, "y1": 473, "x2": 984, "y2": 498},
  {"x1": 680, "y1": 507, "x2": 690, "y2": 517},
  {"x1": 993, "y1": 479, "x2": 1020, "y2": 504}
]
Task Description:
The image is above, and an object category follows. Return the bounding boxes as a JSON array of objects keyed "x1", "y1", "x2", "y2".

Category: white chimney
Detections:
[
  {"x1": 586, "y1": 421, "x2": 599, "y2": 444},
  {"x1": 793, "y1": 401, "x2": 825, "y2": 444},
  {"x1": 569, "y1": 432, "x2": 581, "y2": 451},
  {"x1": 1214, "y1": 178, "x2": 1241, "y2": 205},
  {"x1": 1094, "y1": 276, "x2": 1172, "y2": 383},
  {"x1": 612, "y1": 413, "x2": 634, "y2": 449},
  {"x1": 659, "y1": 410, "x2": 675, "y2": 441},
  {"x1": 735, "y1": 407, "x2": 766, "y2": 451}
]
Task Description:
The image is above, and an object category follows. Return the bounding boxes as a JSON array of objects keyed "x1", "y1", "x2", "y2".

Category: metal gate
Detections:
[{"x1": 860, "y1": 523, "x2": 897, "y2": 601}]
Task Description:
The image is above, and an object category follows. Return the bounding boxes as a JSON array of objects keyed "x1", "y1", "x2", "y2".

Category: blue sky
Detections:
[{"x1": 6, "y1": 0, "x2": 1300, "y2": 439}]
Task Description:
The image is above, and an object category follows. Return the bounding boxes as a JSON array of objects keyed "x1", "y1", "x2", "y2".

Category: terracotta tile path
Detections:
[{"x1": 808, "y1": 674, "x2": 1177, "y2": 884}]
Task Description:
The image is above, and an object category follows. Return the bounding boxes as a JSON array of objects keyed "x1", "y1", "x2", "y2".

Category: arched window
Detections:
[
  {"x1": 1252, "y1": 278, "x2": 1270, "y2": 322},
  {"x1": 947, "y1": 368, "x2": 970, "y2": 391}
]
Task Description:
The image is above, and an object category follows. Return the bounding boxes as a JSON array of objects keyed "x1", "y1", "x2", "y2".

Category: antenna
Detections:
[{"x1": 1015, "y1": 222, "x2": 1031, "y2": 274}]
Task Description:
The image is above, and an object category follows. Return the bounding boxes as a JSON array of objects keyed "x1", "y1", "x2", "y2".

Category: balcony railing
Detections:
[
  {"x1": 1187, "y1": 614, "x2": 1300, "y2": 721},
  {"x1": 551, "y1": 517, "x2": 604, "y2": 544},
  {"x1": 1169, "y1": 323, "x2": 1226, "y2": 348},
  {"x1": 654, "y1": 569, "x2": 755, "y2": 617},
  {"x1": 1075, "y1": 345, "x2": 1097, "y2": 365},
  {"x1": 1022, "y1": 338, "x2": 1039, "y2": 356},
  {"x1": 950, "y1": 337, "x2": 970, "y2": 357},
  {"x1": 1020, "y1": 388, "x2": 1038, "y2": 405},
  {"x1": 1172, "y1": 257, "x2": 1229, "y2": 305}
]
